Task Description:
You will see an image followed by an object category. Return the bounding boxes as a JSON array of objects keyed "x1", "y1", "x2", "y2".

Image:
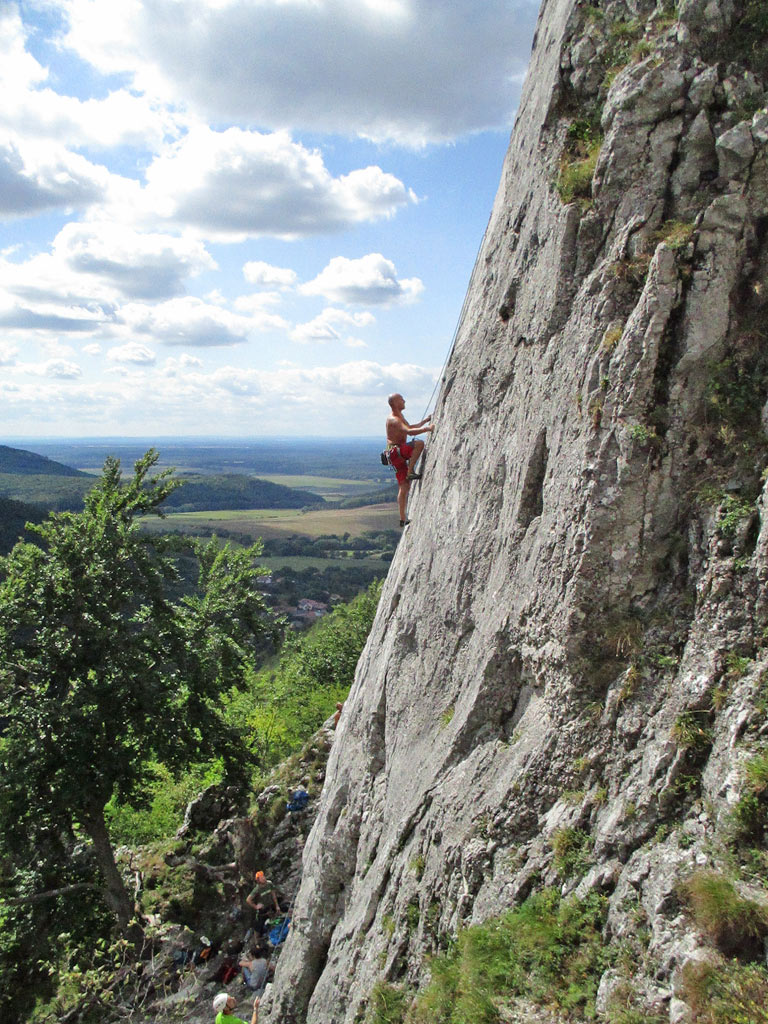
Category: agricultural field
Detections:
[
  {"x1": 256, "y1": 555, "x2": 389, "y2": 572},
  {"x1": 141, "y1": 503, "x2": 398, "y2": 541},
  {"x1": 254, "y1": 474, "x2": 374, "y2": 500}
]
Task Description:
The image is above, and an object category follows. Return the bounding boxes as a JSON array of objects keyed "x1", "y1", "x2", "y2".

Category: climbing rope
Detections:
[{"x1": 419, "y1": 207, "x2": 493, "y2": 423}]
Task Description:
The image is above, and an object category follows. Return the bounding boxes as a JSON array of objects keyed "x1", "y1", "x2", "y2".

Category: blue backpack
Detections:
[
  {"x1": 286, "y1": 788, "x2": 309, "y2": 813},
  {"x1": 268, "y1": 916, "x2": 291, "y2": 946}
]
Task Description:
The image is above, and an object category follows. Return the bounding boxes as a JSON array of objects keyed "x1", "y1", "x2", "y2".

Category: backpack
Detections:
[
  {"x1": 268, "y1": 916, "x2": 291, "y2": 947},
  {"x1": 286, "y1": 788, "x2": 309, "y2": 813}
]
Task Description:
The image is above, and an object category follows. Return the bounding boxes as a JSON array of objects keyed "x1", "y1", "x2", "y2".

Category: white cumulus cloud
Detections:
[
  {"x1": 243, "y1": 261, "x2": 298, "y2": 289},
  {"x1": 54, "y1": 222, "x2": 216, "y2": 300},
  {"x1": 291, "y1": 308, "x2": 375, "y2": 344},
  {"x1": 59, "y1": 0, "x2": 538, "y2": 144},
  {"x1": 118, "y1": 296, "x2": 259, "y2": 347},
  {"x1": 0, "y1": 6, "x2": 178, "y2": 150},
  {"x1": 107, "y1": 342, "x2": 157, "y2": 364},
  {"x1": 302, "y1": 253, "x2": 423, "y2": 306},
  {"x1": 41, "y1": 358, "x2": 83, "y2": 379},
  {"x1": 135, "y1": 127, "x2": 416, "y2": 239},
  {"x1": 0, "y1": 133, "x2": 115, "y2": 218}
]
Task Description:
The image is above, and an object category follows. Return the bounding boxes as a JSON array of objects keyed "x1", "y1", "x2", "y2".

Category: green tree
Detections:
[
  {"x1": 225, "y1": 580, "x2": 381, "y2": 770},
  {"x1": 0, "y1": 450, "x2": 279, "y2": 933}
]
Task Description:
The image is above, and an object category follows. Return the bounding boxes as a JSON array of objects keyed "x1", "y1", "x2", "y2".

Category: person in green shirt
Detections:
[
  {"x1": 212, "y1": 992, "x2": 259, "y2": 1024},
  {"x1": 246, "y1": 869, "x2": 280, "y2": 915}
]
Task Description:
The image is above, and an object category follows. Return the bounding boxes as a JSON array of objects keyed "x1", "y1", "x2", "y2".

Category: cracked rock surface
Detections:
[{"x1": 262, "y1": 1, "x2": 768, "y2": 1021}]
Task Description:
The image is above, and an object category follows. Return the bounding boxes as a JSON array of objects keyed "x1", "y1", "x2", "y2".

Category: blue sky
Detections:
[{"x1": 0, "y1": 0, "x2": 539, "y2": 437}]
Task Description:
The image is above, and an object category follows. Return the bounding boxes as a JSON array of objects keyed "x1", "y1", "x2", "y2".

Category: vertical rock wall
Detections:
[{"x1": 264, "y1": 1, "x2": 768, "y2": 1020}]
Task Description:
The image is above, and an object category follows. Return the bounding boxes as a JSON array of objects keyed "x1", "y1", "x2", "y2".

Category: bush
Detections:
[
  {"x1": 105, "y1": 762, "x2": 223, "y2": 846},
  {"x1": 556, "y1": 138, "x2": 601, "y2": 204},
  {"x1": 731, "y1": 750, "x2": 768, "y2": 842},
  {"x1": 549, "y1": 827, "x2": 593, "y2": 880},
  {"x1": 679, "y1": 870, "x2": 768, "y2": 955},
  {"x1": 368, "y1": 982, "x2": 411, "y2": 1024},
  {"x1": 225, "y1": 581, "x2": 382, "y2": 778},
  {"x1": 681, "y1": 958, "x2": 768, "y2": 1023},
  {"x1": 405, "y1": 888, "x2": 610, "y2": 1023}
]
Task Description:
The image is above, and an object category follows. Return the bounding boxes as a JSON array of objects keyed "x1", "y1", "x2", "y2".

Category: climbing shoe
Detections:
[
  {"x1": 406, "y1": 472, "x2": 422, "y2": 481},
  {"x1": 400, "y1": 518, "x2": 410, "y2": 528}
]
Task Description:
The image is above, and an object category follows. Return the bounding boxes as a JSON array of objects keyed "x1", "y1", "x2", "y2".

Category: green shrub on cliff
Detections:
[{"x1": 372, "y1": 888, "x2": 611, "y2": 1024}]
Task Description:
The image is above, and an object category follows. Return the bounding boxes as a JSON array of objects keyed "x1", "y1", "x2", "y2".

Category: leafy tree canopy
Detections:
[
  {"x1": 224, "y1": 580, "x2": 381, "y2": 773},
  {"x1": 0, "y1": 450, "x2": 280, "y2": 932}
]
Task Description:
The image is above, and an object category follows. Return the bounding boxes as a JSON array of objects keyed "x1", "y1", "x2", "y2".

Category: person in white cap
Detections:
[{"x1": 212, "y1": 992, "x2": 259, "y2": 1024}]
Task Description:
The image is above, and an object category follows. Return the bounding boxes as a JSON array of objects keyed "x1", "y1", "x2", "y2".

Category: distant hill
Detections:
[
  {"x1": 0, "y1": 473, "x2": 94, "y2": 511},
  {"x1": 0, "y1": 450, "x2": 325, "y2": 514},
  {"x1": 0, "y1": 496, "x2": 46, "y2": 554},
  {"x1": 20, "y1": 438, "x2": 388, "y2": 483},
  {"x1": 0, "y1": 444, "x2": 91, "y2": 478},
  {"x1": 163, "y1": 474, "x2": 324, "y2": 512}
]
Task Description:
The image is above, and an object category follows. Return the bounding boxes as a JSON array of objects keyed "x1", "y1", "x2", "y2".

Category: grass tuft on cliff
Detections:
[
  {"x1": 681, "y1": 958, "x2": 768, "y2": 1024},
  {"x1": 679, "y1": 869, "x2": 768, "y2": 956},
  {"x1": 369, "y1": 888, "x2": 612, "y2": 1024}
]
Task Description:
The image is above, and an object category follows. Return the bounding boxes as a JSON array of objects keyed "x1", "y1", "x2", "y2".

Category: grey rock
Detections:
[
  {"x1": 178, "y1": 783, "x2": 246, "y2": 837},
  {"x1": 688, "y1": 65, "x2": 719, "y2": 108},
  {"x1": 671, "y1": 109, "x2": 716, "y2": 203},
  {"x1": 715, "y1": 121, "x2": 756, "y2": 179},
  {"x1": 670, "y1": 996, "x2": 692, "y2": 1023},
  {"x1": 678, "y1": 0, "x2": 737, "y2": 37},
  {"x1": 752, "y1": 109, "x2": 768, "y2": 146},
  {"x1": 259, "y1": 2, "x2": 768, "y2": 1022}
]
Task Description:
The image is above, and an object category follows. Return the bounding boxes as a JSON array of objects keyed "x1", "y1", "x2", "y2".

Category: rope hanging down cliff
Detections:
[{"x1": 417, "y1": 205, "x2": 492, "y2": 424}]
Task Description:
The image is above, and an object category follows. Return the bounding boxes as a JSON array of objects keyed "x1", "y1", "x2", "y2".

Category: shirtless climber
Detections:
[{"x1": 385, "y1": 393, "x2": 433, "y2": 527}]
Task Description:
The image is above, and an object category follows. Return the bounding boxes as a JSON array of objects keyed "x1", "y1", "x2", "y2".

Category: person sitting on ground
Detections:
[
  {"x1": 239, "y1": 944, "x2": 270, "y2": 994},
  {"x1": 246, "y1": 869, "x2": 280, "y2": 917},
  {"x1": 385, "y1": 392, "x2": 433, "y2": 527},
  {"x1": 212, "y1": 992, "x2": 259, "y2": 1024}
]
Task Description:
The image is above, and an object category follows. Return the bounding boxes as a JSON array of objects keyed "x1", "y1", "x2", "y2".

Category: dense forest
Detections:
[{"x1": 0, "y1": 496, "x2": 45, "y2": 554}]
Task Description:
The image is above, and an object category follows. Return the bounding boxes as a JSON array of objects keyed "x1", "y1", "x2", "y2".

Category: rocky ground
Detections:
[{"x1": 102, "y1": 723, "x2": 334, "y2": 1024}]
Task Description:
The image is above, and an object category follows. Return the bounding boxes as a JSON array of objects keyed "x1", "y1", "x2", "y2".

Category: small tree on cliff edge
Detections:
[{"x1": 0, "y1": 450, "x2": 280, "y2": 932}]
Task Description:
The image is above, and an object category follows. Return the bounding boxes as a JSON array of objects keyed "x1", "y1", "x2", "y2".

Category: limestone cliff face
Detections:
[{"x1": 265, "y1": 1, "x2": 768, "y2": 1020}]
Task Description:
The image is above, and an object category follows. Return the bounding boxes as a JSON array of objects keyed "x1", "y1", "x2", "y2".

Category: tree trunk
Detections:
[{"x1": 81, "y1": 805, "x2": 136, "y2": 934}]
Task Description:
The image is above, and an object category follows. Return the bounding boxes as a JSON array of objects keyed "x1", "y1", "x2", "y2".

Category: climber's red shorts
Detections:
[{"x1": 389, "y1": 442, "x2": 414, "y2": 484}]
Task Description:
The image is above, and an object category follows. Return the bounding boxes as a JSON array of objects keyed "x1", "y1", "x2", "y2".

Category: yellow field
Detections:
[{"x1": 142, "y1": 502, "x2": 398, "y2": 540}]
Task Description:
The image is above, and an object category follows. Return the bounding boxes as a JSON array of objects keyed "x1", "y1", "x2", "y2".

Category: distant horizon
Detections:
[
  {"x1": 2, "y1": 435, "x2": 382, "y2": 444},
  {"x1": 1, "y1": 2, "x2": 538, "y2": 438}
]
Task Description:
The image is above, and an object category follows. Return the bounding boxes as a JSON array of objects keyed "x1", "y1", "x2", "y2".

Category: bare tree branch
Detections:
[{"x1": 3, "y1": 882, "x2": 100, "y2": 906}]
